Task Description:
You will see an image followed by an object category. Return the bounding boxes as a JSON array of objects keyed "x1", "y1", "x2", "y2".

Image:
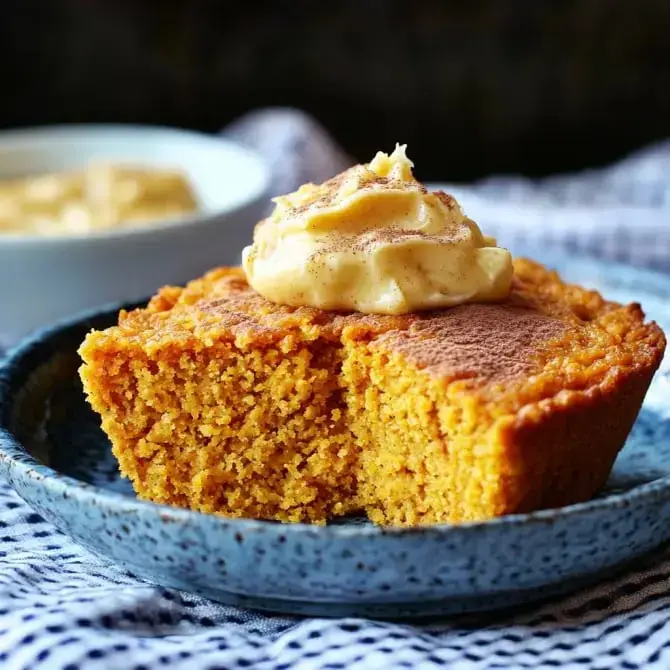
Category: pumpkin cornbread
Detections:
[{"x1": 79, "y1": 258, "x2": 665, "y2": 526}]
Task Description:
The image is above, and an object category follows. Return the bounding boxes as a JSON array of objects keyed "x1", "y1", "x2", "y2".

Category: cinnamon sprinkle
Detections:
[{"x1": 378, "y1": 303, "x2": 567, "y2": 383}]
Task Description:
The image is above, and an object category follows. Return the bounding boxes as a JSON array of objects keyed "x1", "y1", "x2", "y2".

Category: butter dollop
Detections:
[{"x1": 242, "y1": 145, "x2": 513, "y2": 314}]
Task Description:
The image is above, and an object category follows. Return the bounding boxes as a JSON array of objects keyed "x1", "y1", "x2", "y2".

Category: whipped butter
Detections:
[{"x1": 242, "y1": 145, "x2": 513, "y2": 314}]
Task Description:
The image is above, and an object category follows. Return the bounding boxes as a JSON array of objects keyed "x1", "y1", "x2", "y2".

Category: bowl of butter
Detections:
[{"x1": 0, "y1": 125, "x2": 269, "y2": 345}]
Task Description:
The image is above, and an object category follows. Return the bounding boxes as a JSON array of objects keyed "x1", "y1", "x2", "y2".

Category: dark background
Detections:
[{"x1": 1, "y1": 0, "x2": 669, "y2": 181}]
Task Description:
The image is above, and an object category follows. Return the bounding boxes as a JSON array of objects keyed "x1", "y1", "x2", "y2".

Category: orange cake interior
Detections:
[{"x1": 79, "y1": 258, "x2": 665, "y2": 526}]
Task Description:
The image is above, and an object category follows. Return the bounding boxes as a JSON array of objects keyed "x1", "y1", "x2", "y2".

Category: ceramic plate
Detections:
[{"x1": 1, "y1": 249, "x2": 670, "y2": 618}]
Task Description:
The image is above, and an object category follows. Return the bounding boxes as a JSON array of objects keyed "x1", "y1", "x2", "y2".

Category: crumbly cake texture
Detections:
[{"x1": 79, "y1": 259, "x2": 665, "y2": 526}]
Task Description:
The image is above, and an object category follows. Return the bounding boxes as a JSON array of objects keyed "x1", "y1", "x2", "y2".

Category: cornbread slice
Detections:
[{"x1": 79, "y1": 259, "x2": 665, "y2": 526}]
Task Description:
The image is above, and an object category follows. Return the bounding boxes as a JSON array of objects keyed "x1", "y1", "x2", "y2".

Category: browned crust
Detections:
[{"x1": 496, "y1": 361, "x2": 659, "y2": 514}]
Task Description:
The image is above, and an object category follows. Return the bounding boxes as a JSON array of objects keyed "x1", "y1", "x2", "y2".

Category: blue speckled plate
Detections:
[{"x1": 1, "y1": 249, "x2": 670, "y2": 618}]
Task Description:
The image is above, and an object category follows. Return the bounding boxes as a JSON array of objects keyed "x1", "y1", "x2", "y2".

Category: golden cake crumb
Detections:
[{"x1": 79, "y1": 259, "x2": 665, "y2": 526}]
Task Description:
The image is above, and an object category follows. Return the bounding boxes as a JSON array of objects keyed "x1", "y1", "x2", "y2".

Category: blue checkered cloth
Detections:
[{"x1": 2, "y1": 109, "x2": 670, "y2": 669}]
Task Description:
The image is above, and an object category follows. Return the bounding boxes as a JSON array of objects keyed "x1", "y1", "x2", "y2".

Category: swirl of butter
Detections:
[{"x1": 242, "y1": 145, "x2": 513, "y2": 315}]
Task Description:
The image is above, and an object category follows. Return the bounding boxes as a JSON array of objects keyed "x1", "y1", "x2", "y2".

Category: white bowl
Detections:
[{"x1": 0, "y1": 125, "x2": 270, "y2": 346}]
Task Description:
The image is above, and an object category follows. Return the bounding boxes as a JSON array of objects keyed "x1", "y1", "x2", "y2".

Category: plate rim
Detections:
[{"x1": 1, "y1": 249, "x2": 670, "y2": 540}]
